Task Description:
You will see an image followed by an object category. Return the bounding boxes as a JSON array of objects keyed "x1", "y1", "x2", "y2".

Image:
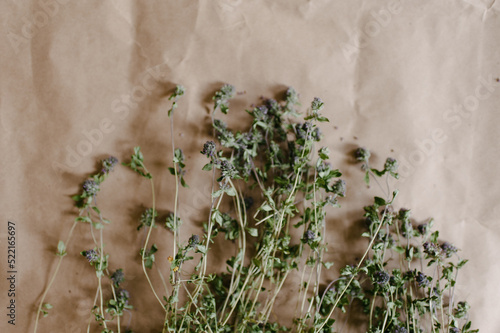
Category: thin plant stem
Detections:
[
  {"x1": 448, "y1": 254, "x2": 461, "y2": 328},
  {"x1": 33, "y1": 219, "x2": 79, "y2": 333},
  {"x1": 97, "y1": 227, "x2": 108, "y2": 330},
  {"x1": 180, "y1": 194, "x2": 225, "y2": 329},
  {"x1": 219, "y1": 181, "x2": 246, "y2": 320},
  {"x1": 315, "y1": 206, "x2": 390, "y2": 332},
  {"x1": 369, "y1": 291, "x2": 377, "y2": 329},
  {"x1": 262, "y1": 270, "x2": 290, "y2": 323},
  {"x1": 110, "y1": 283, "x2": 121, "y2": 333},
  {"x1": 380, "y1": 296, "x2": 390, "y2": 332},
  {"x1": 155, "y1": 264, "x2": 170, "y2": 296},
  {"x1": 294, "y1": 245, "x2": 308, "y2": 321},
  {"x1": 87, "y1": 287, "x2": 100, "y2": 333},
  {"x1": 300, "y1": 263, "x2": 315, "y2": 315},
  {"x1": 141, "y1": 176, "x2": 166, "y2": 311},
  {"x1": 220, "y1": 266, "x2": 258, "y2": 326}
]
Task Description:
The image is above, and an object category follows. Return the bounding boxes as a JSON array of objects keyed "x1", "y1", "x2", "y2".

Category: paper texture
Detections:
[{"x1": 1, "y1": 0, "x2": 499, "y2": 331}]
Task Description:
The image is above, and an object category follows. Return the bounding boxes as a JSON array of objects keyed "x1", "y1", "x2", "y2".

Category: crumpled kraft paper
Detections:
[{"x1": 0, "y1": 0, "x2": 499, "y2": 332}]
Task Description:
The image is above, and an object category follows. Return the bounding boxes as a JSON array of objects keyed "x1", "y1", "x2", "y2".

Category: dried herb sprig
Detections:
[
  {"x1": 34, "y1": 156, "x2": 125, "y2": 333},
  {"x1": 316, "y1": 149, "x2": 478, "y2": 333}
]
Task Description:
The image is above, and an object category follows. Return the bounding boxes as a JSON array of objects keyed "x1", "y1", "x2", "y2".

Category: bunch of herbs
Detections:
[{"x1": 34, "y1": 85, "x2": 477, "y2": 333}]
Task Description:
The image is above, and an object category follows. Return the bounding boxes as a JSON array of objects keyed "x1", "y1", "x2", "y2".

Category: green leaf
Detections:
[
  {"x1": 329, "y1": 169, "x2": 342, "y2": 178},
  {"x1": 57, "y1": 240, "x2": 66, "y2": 256},
  {"x1": 430, "y1": 231, "x2": 439, "y2": 243},
  {"x1": 322, "y1": 261, "x2": 334, "y2": 269},
  {"x1": 212, "y1": 210, "x2": 223, "y2": 225},
  {"x1": 370, "y1": 168, "x2": 385, "y2": 177},
  {"x1": 246, "y1": 228, "x2": 258, "y2": 237},
  {"x1": 252, "y1": 258, "x2": 261, "y2": 268},
  {"x1": 364, "y1": 171, "x2": 370, "y2": 185},
  {"x1": 374, "y1": 197, "x2": 386, "y2": 206},
  {"x1": 225, "y1": 186, "x2": 236, "y2": 197},
  {"x1": 394, "y1": 246, "x2": 405, "y2": 254},
  {"x1": 149, "y1": 244, "x2": 158, "y2": 254},
  {"x1": 174, "y1": 148, "x2": 184, "y2": 163},
  {"x1": 202, "y1": 163, "x2": 213, "y2": 171},
  {"x1": 180, "y1": 176, "x2": 189, "y2": 188},
  {"x1": 212, "y1": 189, "x2": 223, "y2": 198},
  {"x1": 405, "y1": 246, "x2": 414, "y2": 261},
  {"x1": 145, "y1": 258, "x2": 154, "y2": 269},
  {"x1": 391, "y1": 190, "x2": 399, "y2": 203},
  {"x1": 196, "y1": 245, "x2": 207, "y2": 254},
  {"x1": 261, "y1": 203, "x2": 273, "y2": 212},
  {"x1": 94, "y1": 223, "x2": 104, "y2": 230},
  {"x1": 76, "y1": 216, "x2": 91, "y2": 223}
]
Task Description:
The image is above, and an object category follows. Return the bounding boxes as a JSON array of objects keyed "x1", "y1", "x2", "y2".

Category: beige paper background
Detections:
[{"x1": 1, "y1": 0, "x2": 499, "y2": 332}]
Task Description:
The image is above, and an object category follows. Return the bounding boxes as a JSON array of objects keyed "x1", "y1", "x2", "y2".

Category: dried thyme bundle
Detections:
[{"x1": 34, "y1": 85, "x2": 477, "y2": 333}]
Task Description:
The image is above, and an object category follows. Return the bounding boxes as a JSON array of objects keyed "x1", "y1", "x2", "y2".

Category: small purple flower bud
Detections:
[
  {"x1": 398, "y1": 208, "x2": 411, "y2": 220},
  {"x1": 102, "y1": 156, "x2": 118, "y2": 174},
  {"x1": 285, "y1": 87, "x2": 299, "y2": 105},
  {"x1": 201, "y1": 141, "x2": 216, "y2": 158},
  {"x1": 312, "y1": 127, "x2": 322, "y2": 141},
  {"x1": 332, "y1": 179, "x2": 346, "y2": 197},
  {"x1": 138, "y1": 208, "x2": 157, "y2": 230},
  {"x1": 303, "y1": 230, "x2": 316, "y2": 243},
  {"x1": 415, "y1": 271, "x2": 430, "y2": 287},
  {"x1": 116, "y1": 289, "x2": 130, "y2": 305},
  {"x1": 81, "y1": 249, "x2": 99, "y2": 263},
  {"x1": 220, "y1": 160, "x2": 238, "y2": 179},
  {"x1": 257, "y1": 105, "x2": 268, "y2": 115},
  {"x1": 111, "y1": 269, "x2": 125, "y2": 288},
  {"x1": 354, "y1": 147, "x2": 370, "y2": 162},
  {"x1": 417, "y1": 223, "x2": 427, "y2": 235},
  {"x1": 394, "y1": 326, "x2": 408, "y2": 333},
  {"x1": 423, "y1": 242, "x2": 441, "y2": 257},
  {"x1": 441, "y1": 242, "x2": 457, "y2": 258},
  {"x1": 83, "y1": 179, "x2": 99, "y2": 196},
  {"x1": 188, "y1": 234, "x2": 200, "y2": 248},
  {"x1": 265, "y1": 98, "x2": 279, "y2": 114},
  {"x1": 311, "y1": 97, "x2": 324, "y2": 112},
  {"x1": 384, "y1": 157, "x2": 398, "y2": 173},
  {"x1": 373, "y1": 271, "x2": 390, "y2": 285}
]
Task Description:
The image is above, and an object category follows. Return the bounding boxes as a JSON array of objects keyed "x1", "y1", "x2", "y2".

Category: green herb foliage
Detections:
[
  {"x1": 34, "y1": 86, "x2": 477, "y2": 333},
  {"x1": 317, "y1": 148, "x2": 477, "y2": 332}
]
